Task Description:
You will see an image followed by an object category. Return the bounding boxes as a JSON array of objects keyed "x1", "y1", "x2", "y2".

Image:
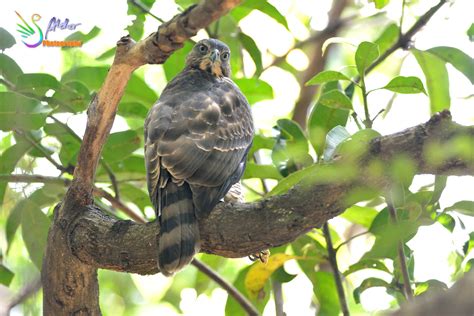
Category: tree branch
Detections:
[
  {"x1": 66, "y1": 111, "x2": 473, "y2": 275},
  {"x1": 323, "y1": 222, "x2": 350, "y2": 316}
]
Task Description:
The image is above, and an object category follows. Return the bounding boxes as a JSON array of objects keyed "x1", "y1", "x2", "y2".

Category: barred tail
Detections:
[{"x1": 158, "y1": 181, "x2": 200, "y2": 276}]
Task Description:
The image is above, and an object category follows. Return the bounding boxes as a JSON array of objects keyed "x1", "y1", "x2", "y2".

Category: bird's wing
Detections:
[
  {"x1": 145, "y1": 76, "x2": 253, "y2": 213},
  {"x1": 15, "y1": 11, "x2": 36, "y2": 38}
]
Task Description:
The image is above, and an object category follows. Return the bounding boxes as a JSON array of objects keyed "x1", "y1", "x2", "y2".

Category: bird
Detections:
[{"x1": 144, "y1": 38, "x2": 254, "y2": 276}]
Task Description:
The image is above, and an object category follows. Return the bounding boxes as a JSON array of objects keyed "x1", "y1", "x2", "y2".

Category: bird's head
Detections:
[{"x1": 185, "y1": 39, "x2": 231, "y2": 78}]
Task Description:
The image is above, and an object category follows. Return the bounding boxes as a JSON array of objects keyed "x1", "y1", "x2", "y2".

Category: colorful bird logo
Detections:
[{"x1": 15, "y1": 11, "x2": 44, "y2": 48}]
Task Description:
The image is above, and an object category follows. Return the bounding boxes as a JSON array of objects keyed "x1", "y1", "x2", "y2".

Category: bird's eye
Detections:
[
  {"x1": 221, "y1": 52, "x2": 230, "y2": 60},
  {"x1": 198, "y1": 44, "x2": 208, "y2": 54}
]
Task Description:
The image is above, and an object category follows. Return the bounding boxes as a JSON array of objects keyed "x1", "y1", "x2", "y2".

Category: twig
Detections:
[
  {"x1": 323, "y1": 222, "x2": 350, "y2": 316},
  {"x1": 272, "y1": 279, "x2": 285, "y2": 316},
  {"x1": 334, "y1": 230, "x2": 370, "y2": 252},
  {"x1": 7, "y1": 278, "x2": 42, "y2": 311},
  {"x1": 128, "y1": 0, "x2": 164, "y2": 23},
  {"x1": 191, "y1": 259, "x2": 259, "y2": 316},
  {"x1": 15, "y1": 130, "x2": 68, "y2": 173},
  {"x1": 0, "y1": 173, "x2": 144, "y2": 222},
  {"x1": 365, "y1": 0, "x2": 447, "y2": 77},
  {"x1": 399, "y1": 0, "x2": 407, "y2": 37},
  {"x1": 387, "y1": 199, "x2": 413, "y2": 300}
]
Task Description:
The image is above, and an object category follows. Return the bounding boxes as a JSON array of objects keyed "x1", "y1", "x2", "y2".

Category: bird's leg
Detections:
[
  {"x1": 224, "y1": 182, "x2": 244, "y2": 203},
  {"x1": 249, "y1": 250, "x2": 270, "y2": 264}
]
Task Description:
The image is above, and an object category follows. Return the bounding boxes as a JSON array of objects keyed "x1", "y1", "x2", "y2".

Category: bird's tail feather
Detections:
[{"x1": 158, "y1": 181, "x2": 200, "y2": 276}]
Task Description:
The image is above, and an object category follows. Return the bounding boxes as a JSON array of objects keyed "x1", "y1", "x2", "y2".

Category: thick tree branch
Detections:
[{"x1": 67, "y1": 111, "x2": 473, "y2": 275}]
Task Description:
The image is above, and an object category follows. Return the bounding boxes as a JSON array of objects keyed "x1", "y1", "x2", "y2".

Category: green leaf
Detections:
[
  {"x1": 365, "y1": 208, "x2": 429, "y2": 259},
  {"x1": 163, "y1": 41, "x2": 193, "y2": 81},
  {"x1": 445, "y1": 200, "x2": 474, "y2": 216},
  {"x1": 62, "y1": 66, "x2": 157, "y2": 105},
  {"x1": 118, "y1": 102, "x2": 149, "y2": 119},
  {"x1": 427, "y1": 46, "x2": 474, "y2": 84},
  {"x1": 51, "y1": 81, "x2": 90, "y2": 113},
  {"x1": 412, "y1": 49, "x2": 450, "y2": 113},
  {"x1": 64, "y1": 26, "x2": 101, "y2": 46},
  {"x1": 96, "y1": 47, "x2": 116, "y2": 61},
  {"x1": 468, "y1": 23, "x2": 474, "y2": 41},
  {"x1": 355, "y1": 42, "x2": 379, "y2": 78},
  {"x1": 239, "y1": 32, "x2": 263, "y2": 76},
  {"x1": 241, "y1": 1, "x2": 288, "y2": 30},
  {"x1": 272, "y1": 266, "x2": 297, "y2": 283},
  {"x1": 21, "y1": 206, "x2": 51, "y2": 270},
  {"x1": 0, "y1": 53, "x2": 23, "y2": 84},
  {"x1": 308, "y1": 83, "x2": 350, "y2": 156},
  {"x1": 414, "y1": 279, "x2": 448, "y2": 296},
  {"x1": 16, "y1": 73, "x2": 61, "y2": 95},
  {"x1": 383, "y1": 76, "x2": 426, "y2": 94},
  {"x1": 465, "y1": 258, "x2": 474, "y2": 272},
  {"x1": 44, "y1": 122, "x2": 81, "y2": 166},
  {"x1": 0, "y1": 92, "x2": 52, "y2": 131},
  {"x1": 430, "y1": 175, "x2": 447, "y2": 205},
  {"x1": 437, "y1": 213, "x2": 455, "y2": 232},
  {"x1": 343, "y1": 259, "x2": 390, "y2": 276},
  {"x1": 305, "y1": 70, "x2": 351, "y2": 86},
  {"x1": 0, "y1": 264, "x2": 14, "y2": 286},
  {"x1": 0, "y1": 27, "x2": 16, "y2": 51},
  {"x1": 268, "y1": 164, "x2": 317, "y2": 196},
  {"x1": 243, "y1": 163, "x2": 283, "y2": 180},
  {"x1": 96, "y1": 155, "x2": 146, "y2": 182},
  {"x1": 323, "y1": 125, "x2": 350, "y2": 161},
  {"x1": 234, "y1": 78, "x2": 273, "y2": 104},
  {"x1": 353, "y1": 278, "x2": 391, "y2": 304},
  {"x1": 5, "y1": 187, "x2": 61, "y2": 251},
  {"x1": 225, "y1": 266, "x2": 269, "y2": 315},
  {"x1": 103, "y1": 130, "x2": 141, "y2": 163},
  {"x1": 120, "y1": 183, "x2": 151, "y2": 211},
  {"x1": 248, "y1": 134, "x2": 276, "y2": 156},
  {"x1": 374, "y1": 23, "x2": 399, "y2": 55},
  {"x1": 314, "y1": 271, "x2": 340, "y2": 316},
  {"x1": 318, "y1": 90, "x2": 353, "y2": 109},
  {"x1": 126, "y1": 0, "x2": 156, "y2": 39},
  {"x1": 0, "y1": 141, "x2": 32, "y2": 205},
  {"x1": 272, "y1": 119, "x2": 312, "y2": 175},
  {"x1": 342, "y1": 205, "x2": 378, "y2": 228},
  {"x1": 369, "y1": 0, "x2": 390, "y2": 9}
]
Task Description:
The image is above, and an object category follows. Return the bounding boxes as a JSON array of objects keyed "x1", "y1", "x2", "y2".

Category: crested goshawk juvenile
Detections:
[{"x1": 144, "y1": 39, "x2": 254, "y2": 276}]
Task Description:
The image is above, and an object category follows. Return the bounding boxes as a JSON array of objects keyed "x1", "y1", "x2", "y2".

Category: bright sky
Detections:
[{"x1": 1, "y1": 0, "x2": 473, "y2": 315}]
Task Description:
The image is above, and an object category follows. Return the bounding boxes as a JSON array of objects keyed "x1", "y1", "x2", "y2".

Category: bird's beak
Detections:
[{"x1": 209, "y1": 49, "x2": 220, "y2": 63}]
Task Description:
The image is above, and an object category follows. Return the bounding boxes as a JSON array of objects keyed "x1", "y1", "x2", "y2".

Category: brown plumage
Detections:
[{"x1": 144, "y1": 39, "x2": 254, "y2": 276}]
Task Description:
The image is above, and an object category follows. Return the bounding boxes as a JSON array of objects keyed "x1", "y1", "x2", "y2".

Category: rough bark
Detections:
[
  {"x1": 68, "y1": 111, "x2": 472, "y2": 275},
  {"x1": 41, "y1": 1, "x2": 242, "y2": 314}
]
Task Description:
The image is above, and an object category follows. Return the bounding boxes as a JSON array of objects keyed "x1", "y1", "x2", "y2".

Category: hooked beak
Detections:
[{"x1": 209, "y1": 49, "x2": 220, "y2": 63}]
